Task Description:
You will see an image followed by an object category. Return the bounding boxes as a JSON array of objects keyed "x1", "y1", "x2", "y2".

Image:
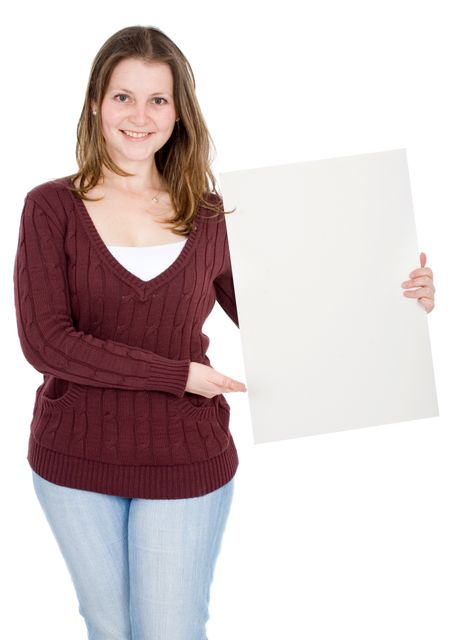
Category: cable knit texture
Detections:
[{"x1": 13, "y1": 176, "x2": 240, "y2": 499}]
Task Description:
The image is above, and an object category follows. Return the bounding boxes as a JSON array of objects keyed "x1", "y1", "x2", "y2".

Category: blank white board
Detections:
[{"x1": 219, "y1": 148, "x2": 439, "y2": 443}]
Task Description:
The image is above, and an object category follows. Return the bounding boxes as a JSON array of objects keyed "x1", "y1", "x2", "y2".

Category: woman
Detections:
[{"x1": 13, "y1": 25, "x2": 435, "y2": 640}]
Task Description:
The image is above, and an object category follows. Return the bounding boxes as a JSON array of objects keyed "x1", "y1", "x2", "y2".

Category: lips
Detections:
[{"x1": 120, "y1": 129, "x2": 153, "y2": 141}]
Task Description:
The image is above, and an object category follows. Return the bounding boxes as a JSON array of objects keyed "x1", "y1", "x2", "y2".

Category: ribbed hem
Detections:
[{"x1": 27, "y1": 434, "x2": 239, "y2": 499}]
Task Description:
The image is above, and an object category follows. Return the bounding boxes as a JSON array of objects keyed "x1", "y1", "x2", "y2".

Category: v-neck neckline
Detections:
[{"x1": 62, "y1": 176, "x2": 201, "y2": 299}]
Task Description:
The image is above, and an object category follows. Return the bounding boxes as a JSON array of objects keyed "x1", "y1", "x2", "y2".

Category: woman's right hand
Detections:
[{"x1": 185, "y1": 362, "x2": 247, "y2": 399}]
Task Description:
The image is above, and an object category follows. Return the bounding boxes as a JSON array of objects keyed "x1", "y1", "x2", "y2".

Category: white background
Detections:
[{"x1": 2, "y1": 1, "x2": 449, "y2": 638}]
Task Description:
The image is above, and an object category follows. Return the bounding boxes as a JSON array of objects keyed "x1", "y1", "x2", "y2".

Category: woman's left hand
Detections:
[{"x1": 401, "y1": 252, "x2": 435, "y2": 313}]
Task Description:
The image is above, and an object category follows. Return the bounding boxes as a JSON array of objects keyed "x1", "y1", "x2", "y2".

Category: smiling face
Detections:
[{"x1": 93, "y1": 57, "x2": 178, "y2": 167}]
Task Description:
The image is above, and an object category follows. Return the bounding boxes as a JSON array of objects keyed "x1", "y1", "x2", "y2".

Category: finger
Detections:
[
  {"x1": 409, "y1": 267, "x2": 433, "y2": 279},
  {"x1": 401, "y1": 276, "x2": 435, "y2": 290},
  {"x1": 420, "y1": 252, "x2": 426, "y2": 268},
  {"x1": 222, "y1": 378, "x2": 235, "y2": 390},
  {"x1": 419, "y1": 299, "x2": 435, "y2": 313},
  {"x1": 403, "y1": 286, "x2": 434, "y2": 299}
]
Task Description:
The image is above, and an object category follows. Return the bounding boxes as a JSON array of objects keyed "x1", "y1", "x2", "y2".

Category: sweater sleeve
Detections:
[
  {"x1": 213, "y1": 217, "x2": 240, "y2": 329},
  {"x1": 13, "y1": 194, "x2": 190, "y2": 398}
]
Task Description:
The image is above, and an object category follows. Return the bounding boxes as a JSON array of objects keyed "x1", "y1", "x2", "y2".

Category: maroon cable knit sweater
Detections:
[{"x1": 13, "y1": 176, "x2": 240, "y2": 499}]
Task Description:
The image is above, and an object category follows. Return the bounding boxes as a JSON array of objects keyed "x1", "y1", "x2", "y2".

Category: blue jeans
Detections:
[{"x1": 31, "y1": 469, "x2": 235, "y2": 640}]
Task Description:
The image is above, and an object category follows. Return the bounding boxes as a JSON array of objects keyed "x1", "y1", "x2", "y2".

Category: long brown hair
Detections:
[{"x1": 67, "y1": 25, "x2": 235, "y2": 235}]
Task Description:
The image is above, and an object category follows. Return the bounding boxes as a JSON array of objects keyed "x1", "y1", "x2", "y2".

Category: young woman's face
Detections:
[{"x1": 94, "y1": 57, "x2": 178, "y2": 164}]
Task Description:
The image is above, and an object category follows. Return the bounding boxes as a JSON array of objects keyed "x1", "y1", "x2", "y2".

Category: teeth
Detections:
[{"x1": 122, "y1": 130, "x2": 150, "y2": 138}]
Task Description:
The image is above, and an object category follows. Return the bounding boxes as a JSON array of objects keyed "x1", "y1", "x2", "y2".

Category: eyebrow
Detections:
[{"x1": 113, "y1": 88, "x2": 172, "y2": 96}]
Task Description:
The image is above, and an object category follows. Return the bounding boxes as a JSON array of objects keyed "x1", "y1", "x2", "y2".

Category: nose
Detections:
[{"x1": 130, "y1": 103, "x2": 154, "y2": 127}]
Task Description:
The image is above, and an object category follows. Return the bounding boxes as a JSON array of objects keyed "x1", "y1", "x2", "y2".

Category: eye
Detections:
[{"x1": 113, "y1": 94, "x2": 168, "y2": 105}]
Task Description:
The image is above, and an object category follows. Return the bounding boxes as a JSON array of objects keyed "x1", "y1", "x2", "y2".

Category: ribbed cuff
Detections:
[{"x1": 148, "y1": 358, "x2": 191, "y2": 397}]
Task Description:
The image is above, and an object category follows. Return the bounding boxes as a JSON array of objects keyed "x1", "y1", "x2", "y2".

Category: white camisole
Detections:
[{"x1": 106, "y1": 239, "x2": 188, "y2": 281}]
